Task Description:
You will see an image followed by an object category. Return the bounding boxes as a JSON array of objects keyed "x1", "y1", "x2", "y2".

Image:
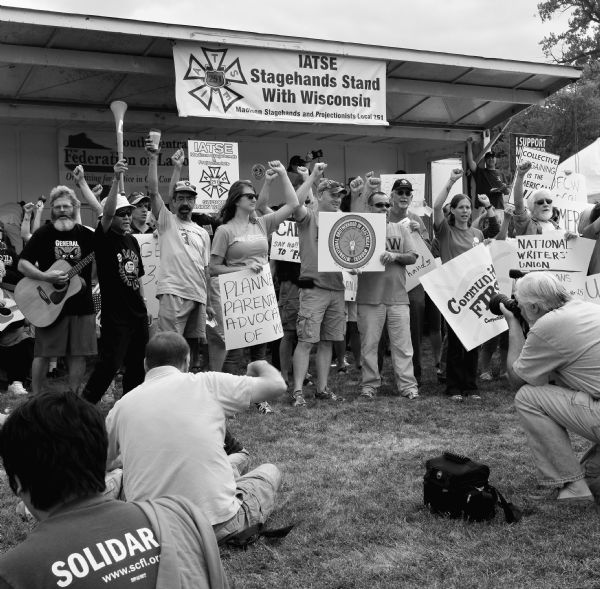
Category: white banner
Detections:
[
  {"x1": 318, "y1": 212, "x2": 386, "y2": 272},
  {"x1": 515, "y1": 231, "x2": 595, "y2": 273},
  {"x1": 173, "y1": 43, "x2": 387, "y2": 126},
  {"x1": 510, "y1": 147, "x2": 560, "y2": 202},
  {"x1": 552, "y1": 171, "x2": 588, "y2": 203},
  {"x1": 187, "y1": 140, "x2": 239, "y2": 213},
  {"x1": 134, "y1": 234, "x2": 160, "y2": 322},
  {"x1": 405, "y1": 233, "x2": 438, "y2": 292},
  {"x1": 218, "y1": 264, "x2": 282, "y2": 350},
  {"x1": 380, "y1": 174, "x2": 432, "y2": 216},
  {"x1": 270, "y1": 220, "x2": 300, "y2": 263},
  {"x1": 552, "y1": 196, "x2": 594, "y2": 233},
  {"x1": 487, "y1": 239, "x2": 519, "y2": 297},
  {"x1": 420, "y1": 245, "x2": 507, "y2": 351},
  {"x1": 585, "y1": 273, "x2": 600, "y2": 305},
  {"x1": 58, "y1": 129, "x2": 187, "y2": 197}
]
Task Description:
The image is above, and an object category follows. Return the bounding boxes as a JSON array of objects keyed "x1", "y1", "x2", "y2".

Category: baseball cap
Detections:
[
  {"x1": 392, "y1": 178, "x2": 413, "y2": 192},
  {"x1": 484, "y1": 151, "x2": 497, "y2": 159},
  {"x1": 289, "y1": 155, "x2": 306, "y2": 167},
  {"x1": 317, "y1": 179, "x2": 347, "y2": 196},
  {"x1": 128, "y1": 192, "x2": 150, "y2": 206},
  {"x1": 99, "y1": 194, "x2": 134, "y2": 218},
  {"x1": 174, "y1": 181, "x2": 197, "y2": 196}
]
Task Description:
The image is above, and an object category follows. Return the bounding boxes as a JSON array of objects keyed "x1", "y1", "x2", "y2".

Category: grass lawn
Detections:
[{"x1": 1, "y1": 346, "x2": 600, "y2": 588}]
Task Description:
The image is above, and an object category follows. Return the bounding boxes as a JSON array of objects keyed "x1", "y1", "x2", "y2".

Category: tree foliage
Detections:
[{"x1": 538, "y1": 0, "x2": 600, "y2": 65}]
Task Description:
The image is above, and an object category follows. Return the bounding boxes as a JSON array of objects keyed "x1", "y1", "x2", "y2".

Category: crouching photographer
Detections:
[{"x1": 500, "y1": 271, "x2": 600, "y2": 504}]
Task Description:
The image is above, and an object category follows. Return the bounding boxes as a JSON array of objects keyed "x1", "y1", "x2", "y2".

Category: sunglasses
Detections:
[
  {"x1": 240, "y1": 193, "x2": 258, "y2": 200},
  {"x1": 114, "y1": 209, "x2": 133, "y2": 218},
  {"x1": 394, "y1": 190, "x2": 412, "y2": 196},
  {"x1": 373, "y1": 202, "x2": 391, "y2": 209},
  {"x1": 535, "y1": 198, "x2": 553, "y2": 205}
]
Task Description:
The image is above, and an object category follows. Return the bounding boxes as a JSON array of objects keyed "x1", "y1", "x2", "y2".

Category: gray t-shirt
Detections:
[{"x1": 435, "y1": 218, "x2": 484, "y2": 264}]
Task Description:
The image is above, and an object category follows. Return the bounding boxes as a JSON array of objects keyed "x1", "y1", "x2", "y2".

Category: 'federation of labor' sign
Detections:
[{"x1": 173, "y1": 43, "x2": 387, "y2": 126}]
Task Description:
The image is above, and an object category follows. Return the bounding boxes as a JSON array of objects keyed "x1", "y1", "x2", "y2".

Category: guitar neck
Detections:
[{"x1": 66, "y1": 252, "x2": 95, "y2": 280}]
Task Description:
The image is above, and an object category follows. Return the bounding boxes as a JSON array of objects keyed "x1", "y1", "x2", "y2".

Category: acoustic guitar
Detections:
[
  {"x1": 0, "y1": 296, "x2": 25, "y2": 332},
  {"x1": 14, "y1": 252, "x2": 95, "y2": 327}
]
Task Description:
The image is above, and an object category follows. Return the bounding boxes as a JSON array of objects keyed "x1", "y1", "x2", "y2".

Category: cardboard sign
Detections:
[
  {"x1": 134, "y1": 234, "x2": 160, "y2": 321},
  {"x1": 188, "y1": 140, "x2": 239, "y2": 213},
  {"x1": 270, "y1": 220, "x2": 300, "y2": 263},
  {"x1": 318, "y1": 212, "x2": 386, "y2": 273},
  {"x1": 380, "y1": 174, "x2": 432, "y2": 216},
  {"x1": 510, "y1": 133, "x2": 552, "y2": 174},
  {"x1": 552, "y1": 197, "x2": 594, "y2": 233},
  {"x1": 552, "y1": 171, "x2": 588, "y2": 203},
  {"x1": 218, "y1": 264, "x2": 283, "y2": 350},
  {"x1": 487, "y1": 239, "x2": 519, "y2": 297},
  {"x1": 420, "y1": 245, "x2": 507, "y2": 351},
  {"x1": 173, "y1": 43, "x2": 387, "y2": 126},
  {"x1": 515, "y1": 231, "x2": 594, "y2": 273},
  {"x1": 585, "y1": 273, "x2": 600, "y2": 305},
  {"x1": 342, "y1": 271, "x2": 358, "y2": 302},
  {"x1": 405, "y1": 233, "x2": 438, "y2": 292},
  {"x1": 510, "y1": 147, "x2": 559, "y2": 202}
]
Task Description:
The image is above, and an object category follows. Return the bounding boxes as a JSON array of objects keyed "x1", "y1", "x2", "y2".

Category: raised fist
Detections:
[{"x1": 517, "y1": 161, "x2": 533, "y2": 175}]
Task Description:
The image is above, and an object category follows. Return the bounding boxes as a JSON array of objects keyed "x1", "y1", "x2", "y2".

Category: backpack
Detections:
[{"x1": 423, "y1": 452, "x2": 521, "y2": 523}]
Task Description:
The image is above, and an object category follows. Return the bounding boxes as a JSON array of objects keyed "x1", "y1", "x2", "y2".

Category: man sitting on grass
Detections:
[
  {"x1": 106, "y1": 331, "x2": 286, "y2": 543},
  {"x1": 0, "y1": 391, "x2": 229, "y2": 588},
  {"x1": 502, "y1": 272, "x2": 600, "y2": 503}
]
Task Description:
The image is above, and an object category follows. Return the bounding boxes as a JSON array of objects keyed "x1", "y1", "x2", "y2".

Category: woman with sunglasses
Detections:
[
  {"x1": 513, "y1": 161, "x2": 560, "y2": 235},
  {"x1": 209, "y1": 160, "x2": 299, "y2": 413},
  {"x1": 433, "y1": 168, "x2": 486, "y2": 401}
]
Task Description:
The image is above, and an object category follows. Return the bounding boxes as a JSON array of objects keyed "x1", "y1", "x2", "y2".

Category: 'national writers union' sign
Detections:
[{"x1": 173, "y1": 43, "x2": 387, "y2": 126}]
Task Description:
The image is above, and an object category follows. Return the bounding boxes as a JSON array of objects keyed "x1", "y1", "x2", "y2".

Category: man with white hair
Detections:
[
  {"x1": 501, "y1": 271, "x2": 600, "y2": 503},
  {"x1": 18, "y1": 185, "x2": 96, "y2": 393},
  {"x1": 513, "y1": 161, "x2": 560, "y2": 235}
]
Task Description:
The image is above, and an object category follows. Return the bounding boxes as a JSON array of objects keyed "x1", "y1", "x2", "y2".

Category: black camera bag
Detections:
[{"x1": 424, "y1": 452, "x2": 521, "y2": 523}]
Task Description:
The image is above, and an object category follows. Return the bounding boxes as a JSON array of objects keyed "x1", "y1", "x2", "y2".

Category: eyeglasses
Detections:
[
  {"x1": 535, "y1": 198, "x2": 553, "y2": 205},
  {"x1": 394, "y1": 190, "x2": 412, "y2": 196},
  {"x1": 241, "y1": 193, "x2": 258, "y2": 200},
  {"x1": 114, "y1": 209, "x2": 133, "y2": 218},
  {"x1": 373, "y1": 202, "x2": 391, "y2": 209}
]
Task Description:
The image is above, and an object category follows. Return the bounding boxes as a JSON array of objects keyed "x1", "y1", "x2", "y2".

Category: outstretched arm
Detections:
[
  {"x1": 265, "y1": 160, "x2": 300, "y2": 225},
  {"x1": 73, "y1": 165, "x2": 103, "y2": 217},
  {"x1": 433, "y1": 168, "x2": 463, "y2": 229},
  {"x1": 294, "y1": 163, "x2": 327, "y2": 222},
  {"x1": 146, "y1": 138, "x2": 165, "y2": 219},
  {"x1": 466, "y1": 137, "x2": 477, "y2": 174},
  {"x1": 513, "y1": 161, "x2": 532, "y2": 215},
  {"x1": 246, "y1": 360, "x2": 286, "y2": 403},
  {"x1": 168, "y1": 148, "x2": 185, "y2": 201}
]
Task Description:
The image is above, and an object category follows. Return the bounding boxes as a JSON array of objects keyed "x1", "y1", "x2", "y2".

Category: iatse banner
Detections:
[{"x1": 173, "y1": 43, "x2": 387, "y2": 125}]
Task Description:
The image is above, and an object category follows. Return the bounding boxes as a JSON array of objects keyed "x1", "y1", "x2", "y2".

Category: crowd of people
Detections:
[{"x1": 0, "y1": 136, "x2": 599, "y2": 585}]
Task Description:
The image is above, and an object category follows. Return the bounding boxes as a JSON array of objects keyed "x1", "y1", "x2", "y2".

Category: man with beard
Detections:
[
  {"x1": 18, "y1": 186, "x2": 96, "y2": 394},
  {"x1": 80, "y1": 162, "x2": 148, "y2": 404},
  {"x1": 513, "y1": 161, "x2": 560, "y2": 235},
  {"x1": 146, "y1": 138, "x2": 213, "y2": 360}
]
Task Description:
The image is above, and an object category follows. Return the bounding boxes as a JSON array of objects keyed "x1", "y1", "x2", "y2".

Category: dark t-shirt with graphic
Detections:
[
  {"x1": 94, "y1": 226, "x2": 146, "y2": 322},
  {"x1": 0, "y1": 497, "x2": 160, "y2": 589},
  {"x1": 20, "y1": 224, "x2": 94, "y2": 316},
  {"x1": 474, "y1": 168, "x2": 508, "y2": 209},
  {"x1": 0, "y1": 233, "x2": 20, "y2": 286}
]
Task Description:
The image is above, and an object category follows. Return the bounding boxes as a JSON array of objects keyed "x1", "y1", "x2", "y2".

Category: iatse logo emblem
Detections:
[{"x1": 184, "y1": 47, "x2": 247, "y2": 112}]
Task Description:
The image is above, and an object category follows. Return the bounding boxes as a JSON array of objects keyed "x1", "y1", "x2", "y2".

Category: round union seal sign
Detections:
[{"x1": 328, "y1": 214, "x2": 376, "y2": 269}]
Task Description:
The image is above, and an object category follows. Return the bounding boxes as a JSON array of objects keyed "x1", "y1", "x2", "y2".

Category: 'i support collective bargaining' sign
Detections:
[{"x1": 173, "y1": 43, "x2": 387, "y2": 125}]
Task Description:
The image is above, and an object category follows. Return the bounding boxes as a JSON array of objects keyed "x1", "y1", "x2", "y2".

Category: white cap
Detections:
[{"x1": 99, "y1": 193, "x2": 134, "y2": 218}]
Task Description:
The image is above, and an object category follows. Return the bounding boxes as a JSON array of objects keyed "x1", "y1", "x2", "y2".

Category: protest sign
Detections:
[
  {"x1": 342, "y1": 271, "x2": 358, "y2": 302},
  {"x1": 173, "y1": 43, "x2": 387, "y2": 126},
  {"x1": 515, "y1": 231, "x2": 594, "y2": 273},
  {"x1": 552, "y1": 171, "x2": 588, "y2": 203},
  {"x1": 552, "y1": 196, "x2": 594, "y2": 233},
  {"x1": 551, "y1": 270, "x2": 587, "y2": 298},
  {"x1": 134, "y1": 234, "x2": 160, "y2": 321},
  {"x1": 585, "y1": 273, "x2": 600, "y2": 305},
  {"x1": 405, "y1": 233, "x2": 438, "y2": 292},
  {"x1": 510, "y1": 147, "x2": 559, "y2": 203},
  {"x1": 420, "y1": 245, "x2": 507, "y2": 351},
  {"x1": 381, "y1": 174, "x2": 432, "y2": 216},
  {"x1": 58, "y1": 129, "x2": 187, "y2": 196},
  {"x1": 487, "y1": 239, "x2": 519, "y2": 297},
  {"x1": 187, "y1": 140, "x2": 239, "y2": 213},
  {"x1": 318, "y1": 212, "x2": 386, "y2": 272},
  {"x1": 270, "y1": 220, "x2": 300, "y2": 263},
  {"x1": 510, "y1": 133, "x2": 552, "y2": 174},
  {"x1": 218, "y1": 264, "x2": 282, "y2": 350}
]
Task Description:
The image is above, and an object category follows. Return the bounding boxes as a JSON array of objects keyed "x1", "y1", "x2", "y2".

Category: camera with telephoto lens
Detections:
[
  {"x1": 488, "y1": 293, "x2": 522, "y2": 320},
  {"x1": 311, "y1": 149, "x2": 323, "y2": 159}
]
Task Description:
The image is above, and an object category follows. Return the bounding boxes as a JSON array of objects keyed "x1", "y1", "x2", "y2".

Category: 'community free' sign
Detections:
[{"x1": 173, "y1": 43, "x2": 387, "y2": 126}]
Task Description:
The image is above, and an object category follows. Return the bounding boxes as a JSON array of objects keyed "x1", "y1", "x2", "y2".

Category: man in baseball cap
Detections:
[{"x1": 128, "y1": 192, "x2": 153, "y2": 234}]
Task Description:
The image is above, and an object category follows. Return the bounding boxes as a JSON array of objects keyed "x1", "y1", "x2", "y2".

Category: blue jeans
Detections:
[
  {"x1": 515, "y1": 384, "x2": 600, "y2": 488},
  {"x1": 357, "y1": 303, "x2": 418, "y2": 396}
]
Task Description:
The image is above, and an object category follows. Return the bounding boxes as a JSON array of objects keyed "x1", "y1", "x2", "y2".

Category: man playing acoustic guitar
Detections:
[{"x1": 18, "y1": 186, "x2": 96, "y2": 394}]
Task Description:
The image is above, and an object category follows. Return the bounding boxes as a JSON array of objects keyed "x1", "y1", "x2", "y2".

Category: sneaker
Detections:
[
  {"x1": 256, "y1": 402, "x2": 274, "y2": 415},
  {"x1": 7, "y1": 381, "x2": 28, "y2": 396},
  {"x1": 470, "y1": 394, "x2": 482, "y2": 400},
  {"x1": 402, "y1": 390, "x2": 420, "y2": 400},
  {"x1": 314, "y1": 387, "x2": 343, "y2": 401},
  {"x1": 291, "y1": 391, "x2": 306, "y2": 407},
  {"x1": 450, "y1": 394, "x2": 464, "y2": 401},
  {"x1": 479, "y1": 371, "x2": 493, "y2": 382},
  {"x1": 360, "y1": 387, "x2": 375, "y2": 399}
]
